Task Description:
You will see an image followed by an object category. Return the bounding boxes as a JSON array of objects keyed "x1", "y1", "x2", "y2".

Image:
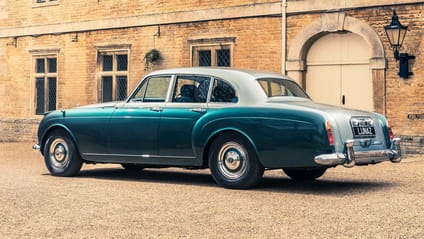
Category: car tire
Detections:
[
  {"x1": 43, "y1": 130, "x2": 83, "y2": 177},
  {"x1": 282, "y1": 168, "x2": 327, "y2": 180},
  {"x1": 121, "y1": 163, "x2": 144, "y2": 171},
  {"x1": 209, "y1": 133, "x2": 264, "y2": 189}
]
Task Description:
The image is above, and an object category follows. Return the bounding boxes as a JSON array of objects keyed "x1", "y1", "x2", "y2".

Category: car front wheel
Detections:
[
  {"x1": 43, "y1": 130, "x2": 83, "y2": 177},
  {"x1": 282, "y1": 168, "x2": 327, "y2": 180},
  {"x1": 209, "y1": 133, "x2": 264, "y2": 189}
]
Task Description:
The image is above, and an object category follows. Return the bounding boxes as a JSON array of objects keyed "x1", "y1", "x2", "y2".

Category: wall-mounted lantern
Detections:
[{"x1": 384, "y1": 11, "x2": 415, "y2": 79}]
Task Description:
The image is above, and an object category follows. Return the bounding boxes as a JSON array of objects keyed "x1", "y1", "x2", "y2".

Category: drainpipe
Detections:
[{"x1": 281, "y1": 0, "x2": 287, "y2": 75}]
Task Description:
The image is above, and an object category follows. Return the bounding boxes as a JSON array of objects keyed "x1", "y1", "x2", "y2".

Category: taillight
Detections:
[
  {"x1": 326, "y1": 121, "x2": 335, "y2": 145},
  {"x1": 387, "y1": 120, "x2": 394, "y2": 141}
]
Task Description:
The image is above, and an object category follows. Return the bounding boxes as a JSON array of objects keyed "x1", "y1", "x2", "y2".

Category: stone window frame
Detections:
[
  {"x1": 32, "y1": 0, "x2": 59, "y2": 8},
  {"x1": 189, "y1": 37, "x2": 236, "y2": 67},
  {"x1": 30, "y1": 49, "x2": 60, "y2": 115},
  {"x1": 95, "y1": 44, "x2": 131, "y2": 103}
]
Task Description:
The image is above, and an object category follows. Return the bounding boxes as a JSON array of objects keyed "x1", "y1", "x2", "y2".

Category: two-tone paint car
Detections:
[{"x1": 33, "y1": 67, "x2": 402, "y2": 189}]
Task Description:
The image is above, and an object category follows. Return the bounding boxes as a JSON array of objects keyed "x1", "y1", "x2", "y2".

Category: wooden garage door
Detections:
[{"x1": 306, "y1": 32, "x2": 373, "y2": 111}]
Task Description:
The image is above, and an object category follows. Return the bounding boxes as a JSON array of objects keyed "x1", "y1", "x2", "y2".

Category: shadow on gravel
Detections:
[
  {"x1": 76, "y1": 168, "x2": 216, "y2": 187},
  {"x1": 259, "y1": 177, "x2": 394, "y2": 195},
  {"x1": 71, "y1": 167, "x2": 395, "y2": 195}
]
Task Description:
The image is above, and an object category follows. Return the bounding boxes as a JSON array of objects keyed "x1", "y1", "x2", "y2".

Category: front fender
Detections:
[{"x1": 39, "y1": 122, "x2": 77, "y2": 155}]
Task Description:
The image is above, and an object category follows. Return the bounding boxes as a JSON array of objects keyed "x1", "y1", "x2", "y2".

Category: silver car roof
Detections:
[
  {"x1": 146, "y1": 67, "x2": 286, "y2": 81},
  {"x1": 143, "y1": 67, "x2": 292, "y2": 105}
]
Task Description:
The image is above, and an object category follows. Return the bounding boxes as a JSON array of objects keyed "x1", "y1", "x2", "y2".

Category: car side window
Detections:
[
  {"x1": 131, "y1": 76, "x2": 171, "y2": 102},
  {"x1": 172, "y1": 75, "x2": 211, "y2": 103},
  {"x1": 210, "y1": 79, "x2": 238, "y2": 103}
]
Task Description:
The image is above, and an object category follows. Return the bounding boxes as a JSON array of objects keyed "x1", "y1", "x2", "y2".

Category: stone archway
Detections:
[{"x1": 286, "y1": 12, "x2": 387, "y2": 114}]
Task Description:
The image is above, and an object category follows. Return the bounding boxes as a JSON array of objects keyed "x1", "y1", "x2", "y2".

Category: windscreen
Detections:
[{"x1": 257, "y1": 78, "x2": 309, "y2": 99}]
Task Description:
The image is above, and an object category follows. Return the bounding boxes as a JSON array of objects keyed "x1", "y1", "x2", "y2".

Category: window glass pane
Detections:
[
  {"x1": 102, "y1": 76, "x2": 113, "y2": 102},
  {"x1": 211, "y1": 79, "x2": 237, "y2": 103},
  {"x1": 36, "y1": 59, "x2": 45, "y2": 73},
  {"x1": 144, "y1": 76, "x2": 171, "y2": 102},
  {"x1": 198, "y1": 50, "x2": 211, "y2": 66},
  {"x1": 116, "y1": 76, "x2": 127, "y2": 101},
  {"x1": 117, "y1": 54, "x2": 128, "y2": 71},
  {"x1": 48, "y1": 58, "x2": 57, "y2": 73},
  {"x1": 258, "y1": 80, "x2": 269, "y2": 96},
  {"x1": 217, "y1": 49, "x2": 230, "y2": 67},
  {"x1": 99, "y1": 52, "x2": 129, "y2": 102},
  {"x1": 257, "y1": 78, "x2": 309, "y2": 98},
  {"x1": 36, "y1": 78, "x2": 45, "y2": 115},
  {"x1": 195, "y1": 77, "x2": 211, "y2": 103},
  {"x1": 131, "y1": 79, "x2": 148, "y2": 102},
  {"x1": 102, "y1": 55, "x2": 113, "y2": 71},
  {"x1": 173, "y1": 76, "x2": 210, "y2": 103},
  {"x1": 48, "y1": 77, "x2": 57, "y2": 111},
  {"x1": 270, "y1": 81, "x2": 283, "y2": 96}
]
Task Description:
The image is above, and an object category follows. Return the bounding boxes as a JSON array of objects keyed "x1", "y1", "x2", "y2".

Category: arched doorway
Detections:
[
  {"x1": 306, "y1": 32, "x2": 373, "y2": 111},
  {"x1": 286, "y1": 13, "x2": 387, "y2": 114}
]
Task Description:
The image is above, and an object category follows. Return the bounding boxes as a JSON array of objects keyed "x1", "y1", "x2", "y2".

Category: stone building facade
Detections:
[{"x1": 0, "y1": 0, "x2": 423, "y2": 153}]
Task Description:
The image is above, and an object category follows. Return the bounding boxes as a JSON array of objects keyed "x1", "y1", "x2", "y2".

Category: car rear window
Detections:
[{"x1": 257, "y1": 78, "x2": 309, "y2": 98}]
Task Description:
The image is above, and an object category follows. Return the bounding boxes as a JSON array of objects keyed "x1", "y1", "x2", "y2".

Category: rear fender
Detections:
[
  {"x1": 192, "y1": 110, "x2": 260, "y2": 167},
  {"x1": 192, "y1": 109, "x2": 330, "y2": 168}
]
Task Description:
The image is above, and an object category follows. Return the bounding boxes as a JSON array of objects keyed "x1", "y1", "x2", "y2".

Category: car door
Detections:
[
  {"x1": 157, "y1": 75, "x2": 211, "y2": 166},
  {"x1": 107, "y1": 75, "x2": 172, "y2": 163}
]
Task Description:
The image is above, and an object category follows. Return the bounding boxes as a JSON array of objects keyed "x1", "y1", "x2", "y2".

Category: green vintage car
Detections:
[{"x1": 33, "y1": 67, "x2": 402, "y2": 189}]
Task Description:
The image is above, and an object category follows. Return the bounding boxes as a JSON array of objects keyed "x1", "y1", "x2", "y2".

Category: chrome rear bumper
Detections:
[
  {"x1": 33, "y1": 144, "x2": 40, "y2": 150},
  {"x1": 314, "y1": 138, "x2": 402, "y2": 168}
]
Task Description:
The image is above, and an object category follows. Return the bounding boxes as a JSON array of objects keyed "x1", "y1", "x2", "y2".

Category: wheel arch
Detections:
[
  {"x1": 40, "y1": 124, "x2": 78, "y2": 155},
  {"x1": 200, "y1": 128, "x2": 260, "y2": 168}
]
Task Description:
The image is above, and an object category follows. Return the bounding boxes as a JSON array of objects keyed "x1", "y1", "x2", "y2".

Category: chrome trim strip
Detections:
[
  {"x1": 314, "y1": 138, "x2": 402, "y2": 167},
  {"x1": 82, "y1": 153, "x2": 196, "y2": 159}
]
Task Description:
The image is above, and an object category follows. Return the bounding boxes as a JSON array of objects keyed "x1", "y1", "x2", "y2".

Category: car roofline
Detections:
[
  {"x1": 139, "y1": 67, "x2": 299, "y2": 105},
  {"x1": 145, "y1": 67, "x2": 287, "y2": 80}
]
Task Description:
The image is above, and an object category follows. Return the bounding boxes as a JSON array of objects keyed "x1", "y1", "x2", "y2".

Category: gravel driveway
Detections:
[{"x1": 0, "y1": 142, "x2": 423, "y2": 238}]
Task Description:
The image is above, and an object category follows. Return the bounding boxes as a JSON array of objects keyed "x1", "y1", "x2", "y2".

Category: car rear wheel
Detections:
[
  {"x1": 121, "y1": 163, "x2": 144, "y2": 171},
  {"x1": 43, "y1": 130, "x2": 83, "y2": 177},
  {"x1": 283, "y1": 168, "x2": 327, "y2": 180},
  {"x1": 209, "y1": 133, "x2": 264, "y2": 189}
]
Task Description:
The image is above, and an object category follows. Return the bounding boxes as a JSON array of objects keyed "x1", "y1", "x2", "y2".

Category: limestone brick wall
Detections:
[
  {"x1": 0, "y1": 0, "x2": 277, "y2": 28},
  {"x1": 0, "y1": 17, "x2": 282, "y2": 142},
  {"x1": 0, "y1": 119, "x2": 39, "y2": 142}
]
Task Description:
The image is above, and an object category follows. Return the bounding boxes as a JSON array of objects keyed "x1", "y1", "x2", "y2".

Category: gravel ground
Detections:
[{"x1": 0, "y1": 142, "x2": 423, "y2": 238}]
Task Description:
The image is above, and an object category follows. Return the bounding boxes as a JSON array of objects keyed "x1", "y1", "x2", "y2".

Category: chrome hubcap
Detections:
[
  {"x1": 217, "y1": 142, "x2": 248, "y2": 180},
  {"x1": 224, "y1": 150, "x2": 241, "y2": 170},
  {"x1": 48, "y1": 138, "x2": 70, "y2": 168}
]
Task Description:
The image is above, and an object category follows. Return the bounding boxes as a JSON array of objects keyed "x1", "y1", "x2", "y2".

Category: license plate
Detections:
[{"x1": 350, "y1": 117, "x2": 376, "y2": 138}]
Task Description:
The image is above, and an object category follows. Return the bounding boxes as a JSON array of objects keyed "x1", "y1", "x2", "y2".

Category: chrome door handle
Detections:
[
  {"x1": 191, "y1": 108, "x2": 207, "y2": 113},
  {"x1": 149, "y1": 107, "x2": 163, "y2": 112}
]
